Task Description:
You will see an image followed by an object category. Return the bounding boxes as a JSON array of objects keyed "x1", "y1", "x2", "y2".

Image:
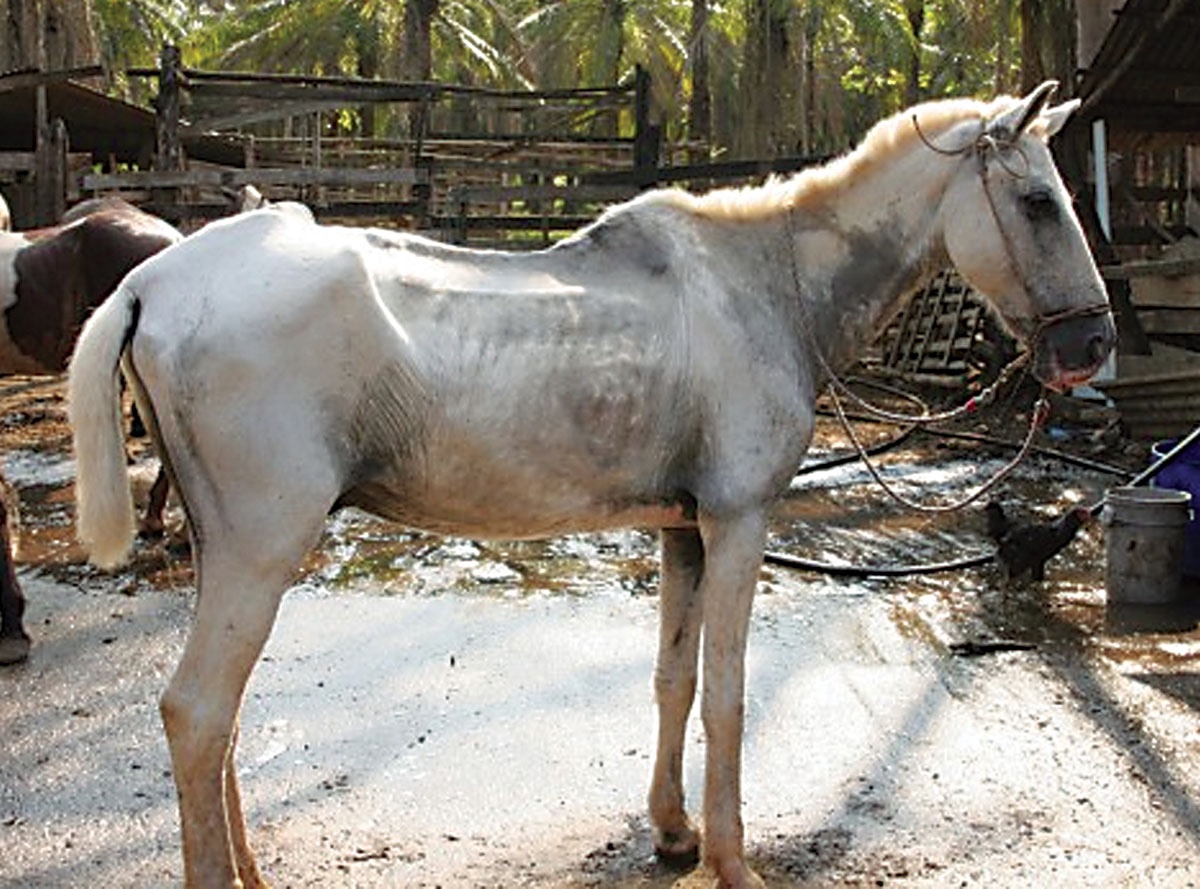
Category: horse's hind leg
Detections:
[
  {"x1": 139, "y1": 465, "x2": 170, "y2": 539},
  {"x1": 162, "y1": 505, "x2": 329, "y2": 888},
  {"x1": 649, "y1": 527, "x2": 705, "y2": 864},
  {"x1": 225, "y1": 723, "x2": 265, "y2": 888}
]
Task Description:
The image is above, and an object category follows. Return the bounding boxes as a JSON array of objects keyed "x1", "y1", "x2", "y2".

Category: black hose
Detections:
[
  {"x1": 768, "y1": 382, "x2": 1194, "y2": 579},
  {"x1": 764, "y1": 548, "x2": 993, "y2": 577}
]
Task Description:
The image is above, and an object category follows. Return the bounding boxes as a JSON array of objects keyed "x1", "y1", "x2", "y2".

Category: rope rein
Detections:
[{"x1": 828, "y1": 385, "x2": 1050, "y2": 513}]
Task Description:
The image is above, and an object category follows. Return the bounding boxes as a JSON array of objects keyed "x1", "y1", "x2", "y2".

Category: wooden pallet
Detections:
[{"x1": 880, "y1": 269, "x2": 990, "y2": 378}]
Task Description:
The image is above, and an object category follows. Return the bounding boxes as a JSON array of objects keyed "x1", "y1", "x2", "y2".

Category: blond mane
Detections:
[{"x1": 652, "y1": 94, "x2": 1020, "y2": 222}]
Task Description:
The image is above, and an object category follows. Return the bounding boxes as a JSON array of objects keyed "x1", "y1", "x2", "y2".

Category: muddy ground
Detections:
[{"x1": 2, "y1": 374, "x2": 1200, "y2": 888}]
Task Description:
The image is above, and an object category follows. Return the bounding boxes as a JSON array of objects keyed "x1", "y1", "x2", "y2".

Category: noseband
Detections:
[{"x1": 911, "y1": 113, "x2": 1113, "y2": 343}]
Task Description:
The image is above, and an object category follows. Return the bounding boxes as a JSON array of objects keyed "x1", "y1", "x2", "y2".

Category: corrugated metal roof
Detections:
[
  {"x1": 1076, "y1": 0, "x2": 1200, "y2": 137},
  {"x1": 0, "y1": 77, "x2": 156, "y2": 164}
]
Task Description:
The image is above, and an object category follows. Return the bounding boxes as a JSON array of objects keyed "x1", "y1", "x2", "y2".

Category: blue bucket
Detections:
[{"x1": 1151, "y1": 438, "x2": 1200, "y2": 578}]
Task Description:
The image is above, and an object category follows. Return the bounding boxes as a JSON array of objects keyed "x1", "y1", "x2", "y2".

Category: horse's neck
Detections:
[{"x1": 789, "y1": 142, "x2": 956, "y2": 374}]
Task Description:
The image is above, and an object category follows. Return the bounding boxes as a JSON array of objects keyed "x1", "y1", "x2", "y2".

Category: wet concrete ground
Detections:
[{"x1": 3, "y1": 376, "x2": 1200, "y2": 887}]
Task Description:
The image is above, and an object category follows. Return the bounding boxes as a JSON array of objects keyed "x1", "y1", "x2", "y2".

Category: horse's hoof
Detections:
[
  {"x1": 708, "y1": 859, "x2": 766, "y2": 889},
  {"x1": 654, "y1": 827, "x2": 701, "y2": 870},
  {"x1": 0, "y1": 633, "x2": 31, "y2": 665}
]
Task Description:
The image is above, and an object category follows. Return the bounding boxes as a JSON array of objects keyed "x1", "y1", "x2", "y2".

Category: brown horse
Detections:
[{"x1": 0, "y1": 198, "x2": 181, "y2": 665}]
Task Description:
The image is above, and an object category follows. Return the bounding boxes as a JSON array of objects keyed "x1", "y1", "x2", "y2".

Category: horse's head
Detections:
[{"x1": 937, "y1": 82, "x2": 1115, "y2": 392}]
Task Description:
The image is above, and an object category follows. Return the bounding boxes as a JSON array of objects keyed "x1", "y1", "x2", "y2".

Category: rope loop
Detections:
[{"x1": 829, "y1": 387, "x2": 1051, "y2": 514}]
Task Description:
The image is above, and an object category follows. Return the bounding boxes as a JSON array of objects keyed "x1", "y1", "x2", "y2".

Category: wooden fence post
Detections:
[
  {"x1": 155, "y1": 44, "x2": 184, "y2": 172},
  {"x1": 152, "y1": 44, "x2": 184, "y2": 220},
  {"x1": 633, "y1": 66, "x2": 660, "y2": 190},
  {"x1": 34, "y1": 116, "x2": 68, "y2": 224}
]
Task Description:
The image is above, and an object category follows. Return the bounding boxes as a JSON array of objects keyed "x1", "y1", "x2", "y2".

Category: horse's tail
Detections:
[{"x1": 68, "y1": 283, "x2": 140, "y2": 569}]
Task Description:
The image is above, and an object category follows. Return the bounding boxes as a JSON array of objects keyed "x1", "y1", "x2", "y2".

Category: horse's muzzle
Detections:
[{"x1": 1032, "y1": 308, "x2": 1117, "y2": 392}]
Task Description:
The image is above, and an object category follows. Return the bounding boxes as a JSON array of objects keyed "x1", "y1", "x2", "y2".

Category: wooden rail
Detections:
[{"x1": 83, "y1": 166, "x2": 427, "y2": 191}]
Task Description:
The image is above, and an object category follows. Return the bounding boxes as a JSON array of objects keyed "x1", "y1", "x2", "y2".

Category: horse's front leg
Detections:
[
  {"x1": 699, "y1": 510, "x2": 767, "y2": 889},
  {"x1": 649, "y1": 526, "x2": 705, "y2": 864}
]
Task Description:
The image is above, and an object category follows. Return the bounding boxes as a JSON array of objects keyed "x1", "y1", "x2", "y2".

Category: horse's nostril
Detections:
[{"x1": 1087, "y1": 331, "x2": 1113, "y2": 365}]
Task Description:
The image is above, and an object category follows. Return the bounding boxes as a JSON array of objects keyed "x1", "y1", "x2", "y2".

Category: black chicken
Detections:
[{"x1": 984, "y1": 501, "x2": 1091, "y2": 583}]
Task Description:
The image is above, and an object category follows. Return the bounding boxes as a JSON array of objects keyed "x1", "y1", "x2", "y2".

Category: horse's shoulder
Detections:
[{"x1": 550, "y1": 192, "x2": 698, "y2": 280}]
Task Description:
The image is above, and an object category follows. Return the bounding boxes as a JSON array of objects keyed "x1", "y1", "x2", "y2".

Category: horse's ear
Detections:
[
  {"x1": 989, "y1": 80, "x2": 1059, "y2": 139},
  {"x1": 1039, "y1": 98, "x2": 1080, "y2": 138}
]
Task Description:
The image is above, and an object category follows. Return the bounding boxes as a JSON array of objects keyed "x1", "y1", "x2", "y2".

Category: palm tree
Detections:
[
  {"x1": 687, "y1": 0, "x2": 711, "y2": 159},
  {"x1": 92, "y1": 0, "x2": 190, "y2": 101}
]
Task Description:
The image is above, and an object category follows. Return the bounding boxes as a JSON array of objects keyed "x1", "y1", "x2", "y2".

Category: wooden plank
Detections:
[
  {"x1": 449, "y1": 183, "x2": 635, "y2": 203},
  {"x1": 0, "y1": 65, "x2": 104, "y2": 93},
  {"x1": 1102, "y1": 257, "x2": 1200, "y2": 279},
  {"x1": 1136, "y1": 308, "x2": 1200, "y2": 334},
  {"x1": 1129, "y1": 274, "x2": 1200, "y2": 307},
  {"x1": 313, "y1": 201, "x2": 424, "y2": 219},
  {"x1": 83, "y1": 166, "x2": 427, "y2": 191},
  {"x1": 226, "y1": 167, "x2": 426, "y2": 187},
  {"x1": 143, "y1": 200, "x2": 424, "y2": 222},
  {"x1": 126, "y1": 66, "x2": 634, "y2": 103},
  {"x1": 429, "y1": 214, "x2": 595, "y2": 232},
  {"x1": 0, "y1": 152, "x2": 37, "y2": 172},
  {"x1": 83, "y1": 169, "x2": 224, "y2": 189}
]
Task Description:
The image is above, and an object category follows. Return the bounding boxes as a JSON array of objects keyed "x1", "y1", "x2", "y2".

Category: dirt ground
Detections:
[{"x1": 3, "y1": 374, "x2": 1200, "y2": 888}]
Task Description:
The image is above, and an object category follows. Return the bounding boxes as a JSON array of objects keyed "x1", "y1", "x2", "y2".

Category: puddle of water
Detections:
[
  {"x1": 3, "y1": 448, "x2": 76, "y2": 487},
  {"x1": 309, "y1": 509, "x2": 661, "y2": 600}
]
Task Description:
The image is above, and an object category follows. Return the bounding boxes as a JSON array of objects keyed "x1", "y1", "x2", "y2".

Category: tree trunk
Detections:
[
  {"x1": 403, "y1": 0, "x2": 440, "y2": 81},
  {"x1": 688, "y1": 0, "x2": 711, "y2": 161},
  {"x1": 1021, "y1": 0, "x2": 1075, "y2": 93},
  {"x1": 904, "y1": 0, "x2": 925, "y2": 106},
  {"x1": 1, "y1": 0, "x2": 97, "y2": 71},
  {"x1": 740, "y1": 0, "x2": 792, "y2": 158},
  {"x1": 1020, "y1": 0, "x2": 1045, "y2": 91},
  {"x1": 356, "y1": 13, "x2": 382, "y2": 137}
]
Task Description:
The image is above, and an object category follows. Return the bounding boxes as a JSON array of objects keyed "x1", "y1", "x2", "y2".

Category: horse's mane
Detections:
[{"x1": 650, "y1": 94, "x2": 1019, "y2": 223}]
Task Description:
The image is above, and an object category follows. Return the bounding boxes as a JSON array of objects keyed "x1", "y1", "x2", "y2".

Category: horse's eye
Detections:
[{"x1": 1021, "y1": 190, "x2": 1058, "y2": 222}]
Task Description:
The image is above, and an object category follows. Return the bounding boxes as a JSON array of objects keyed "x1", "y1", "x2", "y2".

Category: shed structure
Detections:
[{"x1": 1064, "y1": 0, "x2": 1200, "y2": 438}]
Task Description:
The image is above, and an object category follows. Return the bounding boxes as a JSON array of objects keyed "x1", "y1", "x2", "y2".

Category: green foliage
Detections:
[
  {"x1": 92, "y1": 0, "x2": 192, "y2": 101},
  {"x1": 89, "y1": 0, "x2": 1035, "y2": 157}
]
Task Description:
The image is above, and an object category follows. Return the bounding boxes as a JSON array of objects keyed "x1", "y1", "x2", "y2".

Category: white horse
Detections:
[{"x1": 69, "y1": 83, "x2": 1113, "y2": 889}]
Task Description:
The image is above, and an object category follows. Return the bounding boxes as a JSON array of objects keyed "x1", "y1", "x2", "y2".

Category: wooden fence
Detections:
[
  {"x1": 78, "y1": 49, "x2": 662, "y2": 242},
  {"x1": 74, "y1": 48, "x2": 833, "y2": 246}
]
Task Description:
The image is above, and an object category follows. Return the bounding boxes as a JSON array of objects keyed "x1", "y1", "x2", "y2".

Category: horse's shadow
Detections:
[{"x1": 558, "y1": 815, "x2": 870, "y2": 887}]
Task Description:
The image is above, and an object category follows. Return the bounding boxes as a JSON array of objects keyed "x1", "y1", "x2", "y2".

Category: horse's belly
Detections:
[{"x1": 338, "y1": 478, "x2": 695, "y2": 540}]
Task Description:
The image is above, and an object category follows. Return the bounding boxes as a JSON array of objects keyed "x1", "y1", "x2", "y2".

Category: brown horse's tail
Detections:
[{"x1": 68, "y1": 283, "x2": 139, "y2": 569}]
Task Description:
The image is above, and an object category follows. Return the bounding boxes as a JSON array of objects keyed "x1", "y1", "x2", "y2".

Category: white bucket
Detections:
[{"x1": 1103, "y1": 487, "x2": 1192, "y2": 605}]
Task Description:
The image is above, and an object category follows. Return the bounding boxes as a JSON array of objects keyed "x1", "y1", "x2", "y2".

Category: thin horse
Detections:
[
  {"x1": 0, "y1": 199, "x2": 180, "y2": 665},
  {"x1": 69, "y1": 84, "x2": 1114, "y2": 888}
]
